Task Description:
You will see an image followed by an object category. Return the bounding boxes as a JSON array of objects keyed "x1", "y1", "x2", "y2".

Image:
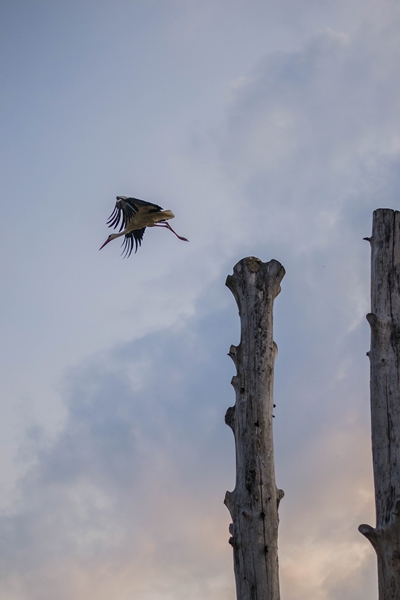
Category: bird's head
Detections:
[{"x1": 99, "y1": 233, "x2": 119, "y2": 250}]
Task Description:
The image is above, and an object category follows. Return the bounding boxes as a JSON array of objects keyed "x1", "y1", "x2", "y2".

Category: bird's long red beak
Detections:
[{"x1": 99, "y1": 237, "x2": 111, "y2": 250}]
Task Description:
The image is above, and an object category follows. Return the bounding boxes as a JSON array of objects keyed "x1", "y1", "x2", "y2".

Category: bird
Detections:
[{"x1": 100, "y1": 196, "x2": 189, "y2": 257}]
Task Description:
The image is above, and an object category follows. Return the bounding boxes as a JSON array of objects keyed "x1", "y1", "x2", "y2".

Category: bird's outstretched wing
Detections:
[
  {"x1": 107, "y1": 196, "x2": 164, "y2": 232},
  {"x1": 121, "y1": 228, "x2": 146, "y2": 257}
]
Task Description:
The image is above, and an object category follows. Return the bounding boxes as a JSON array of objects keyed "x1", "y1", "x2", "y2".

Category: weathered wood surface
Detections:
[
  {"x1": 225, "y1": 257, "x2": 285, "y2": 600},
  {"x1": 359, "y1": 209, "x2": 400, "y2": 599}
]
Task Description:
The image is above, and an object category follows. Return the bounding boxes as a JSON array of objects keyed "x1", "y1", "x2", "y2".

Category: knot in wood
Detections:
[
  {"x1": 245, "y1": 256, "x2": 262, "y2": 273},
  {"x1": 225, "y1": 406, "x2": 236, "y2": 428},
  {"x1": 366, "y1": 313, "x2": 378, "y2": 328},
  {"x1": 245, "y1": 465, "x2": 257, "y2": 492}
]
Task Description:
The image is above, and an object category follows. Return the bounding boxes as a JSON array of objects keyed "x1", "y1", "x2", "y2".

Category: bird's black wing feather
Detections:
[
  {"x1": 106, "y1": 205, "x2": 124, "y2": 231},
  {"x1": 121, "y1": 228, "x2": 146, "y2": 257},
  {"x1": 107, "y1": 197, "x2": 163, "y2": 232},
  {"x1": 107, "y1": 198, "x2": 136, "y2": 232},
  {"x1": 126, "y1": 198, "x2": 163, "y2": 212}
]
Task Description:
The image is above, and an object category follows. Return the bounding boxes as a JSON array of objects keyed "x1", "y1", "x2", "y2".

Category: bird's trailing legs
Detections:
[{"x1": 155, "y1": 221, "x2": 189, "y2": 242}]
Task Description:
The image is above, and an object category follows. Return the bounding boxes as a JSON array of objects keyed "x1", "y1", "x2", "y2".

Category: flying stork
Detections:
[{"x1": 100, "y1": 196, "x2": 189, "y2": 257}]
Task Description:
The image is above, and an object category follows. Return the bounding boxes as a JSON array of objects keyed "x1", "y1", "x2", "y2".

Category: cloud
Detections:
[
  {"x1": 3, "y1": 5, "x2": 400, "y2": 599},
  {"x1": 216, "y1": 24, "x2": 400, "y2": 248},
  {"x1": 0, "y1": 299, "x2": 237, "y2": 600},
  {"x1": 0, "y1": 268, "x2": 375, "y2": 600}
]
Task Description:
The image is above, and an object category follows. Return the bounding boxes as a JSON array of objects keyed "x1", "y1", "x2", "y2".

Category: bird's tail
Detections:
[{"x1": 158, "y1": 210, "x2": 174, "y2": 222}]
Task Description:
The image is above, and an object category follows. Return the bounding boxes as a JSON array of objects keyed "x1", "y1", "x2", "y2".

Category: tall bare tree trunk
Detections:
[
  {"x1": 359, "y1": 209, "x2": 400, "y2": 599},
  {"x1": 224, "y1": 257, "x2": 285, "y2": 600}
]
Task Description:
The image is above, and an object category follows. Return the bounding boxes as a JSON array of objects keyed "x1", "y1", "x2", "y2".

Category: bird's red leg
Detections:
[
  {"x1": 155, "y1": 222, "x2": 189, "y2": 242},
  {"x1": 165, "y1": 222, "x2": 189, "y2": 241}
]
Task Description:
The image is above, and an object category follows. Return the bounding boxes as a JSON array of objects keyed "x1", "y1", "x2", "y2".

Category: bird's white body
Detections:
[{"x1": 125, "y1": 207, "x2": 175, "y2": 231}]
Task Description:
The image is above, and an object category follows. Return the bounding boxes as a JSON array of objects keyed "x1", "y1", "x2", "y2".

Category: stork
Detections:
[{"x1": 100, "y1": 196, "x2": 189, "y2": 257}]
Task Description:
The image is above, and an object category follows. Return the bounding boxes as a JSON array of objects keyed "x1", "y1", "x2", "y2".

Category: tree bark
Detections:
[
  {"x1": 359, "y1": 209, "x2": 400, "y2": 599},
  {"x1": 224, "y1": 257, "x2": 285, "y2": 600}
]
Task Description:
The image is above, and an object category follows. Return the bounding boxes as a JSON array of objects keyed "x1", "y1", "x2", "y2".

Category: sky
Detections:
[{"x1": 1, "y1": 1, "x2": 400, "y2": 598}]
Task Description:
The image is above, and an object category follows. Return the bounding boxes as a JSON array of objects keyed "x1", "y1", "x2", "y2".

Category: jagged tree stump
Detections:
[
  {"x1": 359, "y1": 209, "x2": 400, "y2": 599},
  {"x1": 225, "y1": 257, "x2": 285, "y2": 600}
]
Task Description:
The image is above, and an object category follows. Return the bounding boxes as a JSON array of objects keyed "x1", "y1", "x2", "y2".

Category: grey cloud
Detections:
[
  {"x1": 0, "y1": 294, "x2": 237, "y2": 600},
  {"x1": 0, "y1": 258, "x2": 376, "y2": 600},
  {"x1": 3, "y1": 10, "x2": 400, "y2": 600},
  {"x1": 220, "y1": 26, "x2": 400, "y2": 239}
]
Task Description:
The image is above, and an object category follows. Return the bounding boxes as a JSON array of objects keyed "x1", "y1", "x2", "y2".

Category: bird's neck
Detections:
[{"x1": 111, "y1": 231, "x2": 126, "y2": 240}]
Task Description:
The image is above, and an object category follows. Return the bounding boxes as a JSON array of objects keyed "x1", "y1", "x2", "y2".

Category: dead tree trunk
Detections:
[
  {"x1": 359, "y1": 209, "x2": 400, "y2": 599},
  {"x1": 224, "y1": 257, "x2": 285, "y2": 600}
]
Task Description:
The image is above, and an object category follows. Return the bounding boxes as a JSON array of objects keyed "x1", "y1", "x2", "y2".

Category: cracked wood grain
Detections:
[
  {"x1": 225, "y1": 257, "x2": 285, "y2": 600},
  {"x1": 360, "y1": 209, "x2": 400, "y2": 599}
]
